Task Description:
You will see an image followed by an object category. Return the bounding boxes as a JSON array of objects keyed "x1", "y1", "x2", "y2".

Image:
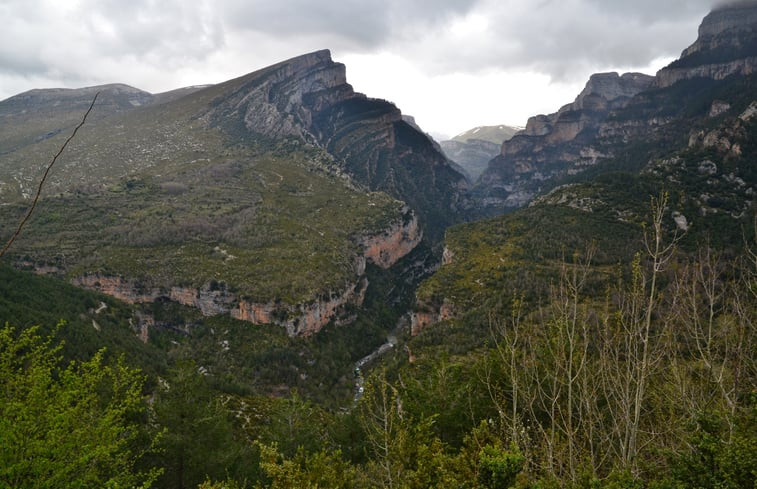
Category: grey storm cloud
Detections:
[
  {"x1": 0, "y1": 0, "x2": 477, "y2": 81},
  {"x1": 223, "y1": 0, "x2": 480, "y2": 48},
  {"x1": 0, "y1": 0, "x2": 224, "y2": 79},
  {"x1": 0, "y1": 0, "x2": 730, "y2": 97},
  {"x1": 387, "y1": 0, "x2": 719, "y2": 80}
]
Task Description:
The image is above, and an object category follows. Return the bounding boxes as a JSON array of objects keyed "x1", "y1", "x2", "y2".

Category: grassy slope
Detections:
[{"x1": 0, "y1": 83, "x2": 405, "y2": 305}]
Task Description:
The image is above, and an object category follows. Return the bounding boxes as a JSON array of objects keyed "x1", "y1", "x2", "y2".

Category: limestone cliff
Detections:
[
  {"x1": 359, "y1": 207, "x2": 423, "y2": 269},
  {"x1": 472, "y1": 3, "x2": 757, "y2": 216},
  {"x1": 473, "y1": 72, "x2": 653, "y2": 211},
  {"x1": 656, "y1": 2, "x2": 757, "y2": 87},
  {"x1": 69, "y1": 213, "x2": 422, "y2": 336},
  {"x1": 204, "y1": 49, "x2": 468, "y2": 242},
  {"x1": 234, "y1": 277, "x2": 368, "y2": 336}
]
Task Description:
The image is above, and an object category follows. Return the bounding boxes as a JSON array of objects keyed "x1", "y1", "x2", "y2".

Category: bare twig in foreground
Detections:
[{"x1": 0, "y1": 91, "x2": 99, "y2": 258}]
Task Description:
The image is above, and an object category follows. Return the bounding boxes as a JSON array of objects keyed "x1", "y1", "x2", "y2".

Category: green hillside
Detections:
[
  {"x1": 0, "y1": 80, "x2": 409, "y2": 323},
  {"x1": 1, "y1": 142, "x2": 401, "y2": 305}
]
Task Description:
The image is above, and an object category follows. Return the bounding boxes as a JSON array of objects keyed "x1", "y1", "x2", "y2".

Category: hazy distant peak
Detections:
[
  {"x1": 700, "y1": 1, "x2": 757, "y2": 38},
  {"x1": 451, "y1": 125, "x2": 521, "y2": 145}
]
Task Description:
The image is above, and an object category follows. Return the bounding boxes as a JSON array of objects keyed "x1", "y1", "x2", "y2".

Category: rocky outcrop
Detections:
[
  {"x1": 73, "y1": 272, "x2": 368, "y2": 337},
  {"x1": 472, "y1": 71, "x2": 654, "y2": 212},
  {"x1": 656, "y1": 57, "x2": 757, "y2": 88},
  {"x1": 206, "y1": 50, "x2": 347, "y2": 141},
  {"x1": 70, "y1": 211, "x2": 423, "y2": 336},
  {"x1": 72, "y1": 270, "x2": 367, "y2": 337},
  {"x1": 515, "y1": 72, "x2": 654, "y2": 143},
  {"x1": 234, "y1": 278, "x2": 368, "y2": 336},
  {"x1": 359, "y1": 208, "x2": 423, "y2": 268},
  {"x1": 410, "y1": 300, "x2": 454, "y2": 336},
  {"x1": 72, "y1": 274, "x2": 237, "y2": 316},
  {"x1": 687, "y1": 100, "x2": 757, "y2": 158},
  {"x1": 203, "y1": 49, "x2": 469, "y2": 242},
  {"x1": 656, "y1": 3, "x2": 757, "y2": 87}
]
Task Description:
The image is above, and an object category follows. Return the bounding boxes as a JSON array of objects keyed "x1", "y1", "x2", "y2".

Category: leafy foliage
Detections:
[
  {"x1": 149, "y1": 361, "x2": 258, "y2": 489},
  {"x1": 0, "y1": 323, "x2": 158, "y2": 488}
]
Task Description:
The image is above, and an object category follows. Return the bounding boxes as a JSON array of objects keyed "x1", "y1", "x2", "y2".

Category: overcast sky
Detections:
[{"x1": 1, "y1": 0, "x2": 719, "y2": 138}]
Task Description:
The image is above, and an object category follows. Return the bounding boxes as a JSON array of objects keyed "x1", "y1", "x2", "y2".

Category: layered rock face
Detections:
[
  {"x1": 657, "y1": 2, "x2": 757, "y2": 87},
  {"x1": 70, "y1": 211, "x2": 422, "y2": 336},
  {"x1": 473, "y1": 72, "x2": 653, "y2": 210},
  {"x1": 359, "y1": 208, "x2": 423, "y2": 269},
  {"x1": 473, "y1": 3, "x2": 757, "y2": 215},
  {"x1": 234, "y1": 278, "x2": 368, "y2": 336},
  {"x1": 72, "y1": 274, "x2": 238, "y2": 317},
  {"x1": 204, "y1": 50, "x2": 469, "y2": 242},
  {"x1": 516, "y1": 72, "x2": 654, "y2": 144}
]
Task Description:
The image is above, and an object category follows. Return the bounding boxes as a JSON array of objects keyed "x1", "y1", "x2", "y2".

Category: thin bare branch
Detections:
[{"x1": 0, "y1": 92, "x2": 99, "y2": 258}]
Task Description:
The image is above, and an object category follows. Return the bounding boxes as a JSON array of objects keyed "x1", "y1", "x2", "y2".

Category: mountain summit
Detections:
[
  {"x1": 202, "y1": 50, "x2": 469, "y2": 240},
  {"x1": 0, "y1": 50, "x2": 467, "y2": 335},
  {"x1": 656, "y1": 1, "x2": 757, "y2": 86},
  {"x1": 472, "y1": 2, "x2": 757, "y2": 214}
]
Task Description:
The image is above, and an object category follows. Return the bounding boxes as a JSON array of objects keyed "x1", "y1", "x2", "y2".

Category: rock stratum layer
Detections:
[
  {"x1": 473, "y1": 72, "x2": 654, "y2": 210},
  {"x1": 204, "y1": 49, "x2": 469, "y2": 242},
  {"x1": 1, "y1": 50, "x2": 445, "y2": 337},
  {"x1": 473, "y1": 2, "x2": 757, "y2": 215},
  {"x1": 656, "y1": 2, "x2": 757, "y2": 87},
  {"x1": 71, "y1": 211, "x2": 421, "y2": 336}
]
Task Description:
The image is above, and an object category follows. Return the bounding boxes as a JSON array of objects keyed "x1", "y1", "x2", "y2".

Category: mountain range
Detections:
[
  {"x1": 1, "y1": 2, "x2": 754, "y2": 345},
  {"x1": 0, "y1": 50, "x2": 469, "y2": 337},
  {"x1": 414, "y1": 1, "x2": 757, "y2": 332},
  {"x1": 471, "y1": 3, "x2": 757, "y2": 214},
  {"x1": 1, "y1": 3, "x2": 756, "y2": 488},
  {"x1": 438, "y1": 125, "x2": 521, "y2": 180}
]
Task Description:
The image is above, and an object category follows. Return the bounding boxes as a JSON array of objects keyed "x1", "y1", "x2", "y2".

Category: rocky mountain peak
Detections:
[
  {"x1": 518, "y1": 71, "x2": 653, "y2": 139},
  {"x1": 694, "y1": 1, "x2": 757, "y2": 45},
  {"x1": 575, "y1": 72, "x2": 654, "y2": 109},
  {"x1": 203, "y1": 49, "x2": 354, "y2": 141},
  {"x1": 656, "y1": 1, "x2": 757, "y2": 87},
  {"x1": 199, "y1": 49, "x2": 467, "y2": 242}
]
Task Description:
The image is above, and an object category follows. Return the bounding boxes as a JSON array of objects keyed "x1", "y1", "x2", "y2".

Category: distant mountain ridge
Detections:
[
  {"x1": 451, "y1": 125, "x2": 521, "y2": 145},
  {"x1": 413, "y1": 2, "x2": 757, "y2": 333},
  {"x1": 473, "y1": 1, "x2": 757, "y2": 213},
  {"x1": 439, "y1": 125, "x2": 521, "y2": 180}
]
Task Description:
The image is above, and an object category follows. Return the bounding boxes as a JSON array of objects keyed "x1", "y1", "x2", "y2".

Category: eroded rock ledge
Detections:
[
  {"x1": 359, "y1": 207, "x2": 422, "y2": 269},
  {"x1": 70, "y1": 211, "x2": 421, "y2": 337}
]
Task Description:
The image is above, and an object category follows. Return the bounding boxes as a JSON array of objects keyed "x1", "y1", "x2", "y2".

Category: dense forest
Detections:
[{"x1": 2, "y1": 193, "x2": 755, "y2": 488}]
